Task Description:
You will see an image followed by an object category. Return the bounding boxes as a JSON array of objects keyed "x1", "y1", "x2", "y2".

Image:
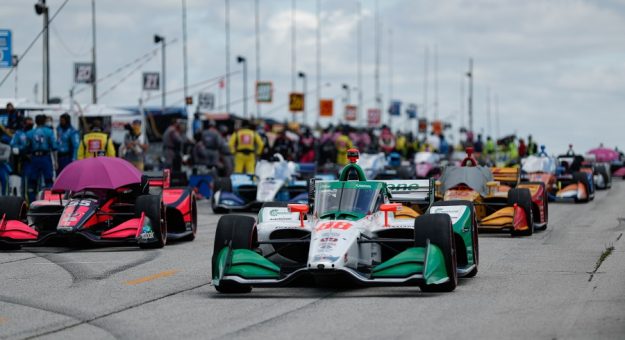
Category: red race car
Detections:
[{"x1": 0, "y1": 157, "x2": 197, "y2": 250}]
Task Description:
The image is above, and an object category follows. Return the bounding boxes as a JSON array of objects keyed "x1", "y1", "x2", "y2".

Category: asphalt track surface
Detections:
[{"x1": 2, "y1": 184, "x2": 625, "y2": 339}]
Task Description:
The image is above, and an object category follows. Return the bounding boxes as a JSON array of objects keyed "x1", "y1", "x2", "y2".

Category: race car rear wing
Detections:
[
  {"x1": 382, "y1": 178, "x2": 435, "y2": 206},
  {"x1": 490, "y1": 167, "x2": 520, "y2": 187},
  {"x1": 141, "y1": 169, "x2": 171, "y2": 190}
]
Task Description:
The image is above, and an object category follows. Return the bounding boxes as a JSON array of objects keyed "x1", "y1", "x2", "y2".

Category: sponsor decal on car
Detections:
[
  {"x1": 139, "y1": 225, "x2": 155, "y2": 240},
  {"x1": 315, "y1": 221, "x2": 352, "y2": 231},
  {"x1": 312, "y1": 255, "x2": 340, "y2": 262}
]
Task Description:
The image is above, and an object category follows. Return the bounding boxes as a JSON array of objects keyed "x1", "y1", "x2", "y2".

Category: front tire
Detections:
[
  {"x1": 136, "y1": 195, "x2": 167, "y2": 249},
  {"x1": 415, "y1": 214, "x2": 458, "y2": 292},
  {"x1": 212, "y1": 215, "x2": 257, "y2": 293},
  {"x1": 508, "y1": 188, "x2": 534, "y2": 236}
]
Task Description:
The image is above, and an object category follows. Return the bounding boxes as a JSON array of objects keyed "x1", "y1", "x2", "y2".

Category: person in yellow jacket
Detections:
[
  {"x1": 77, "y1": 120, "x2": 116, "y2": 160},
  {"x1": 335, "y1": 128, "x2": 353, "y2": 166},
  {"x1": 228, "y1": 121, "x2": 264, "y2": 174}
]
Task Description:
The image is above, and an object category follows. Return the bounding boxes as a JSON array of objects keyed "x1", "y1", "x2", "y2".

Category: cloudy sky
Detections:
[{"x1": 1, "y1": 0, "x2": 624, "y2": 152}]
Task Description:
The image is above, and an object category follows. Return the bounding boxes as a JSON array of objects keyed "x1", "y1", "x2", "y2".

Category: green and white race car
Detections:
[{"x1": 211, "y1": 150, "x2": 479, "y2": 293}]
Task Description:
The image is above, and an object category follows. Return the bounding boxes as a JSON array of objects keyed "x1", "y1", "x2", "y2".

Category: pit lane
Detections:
[{"x1": 1, "y1": 183, "x2": 625, "y2": 339}]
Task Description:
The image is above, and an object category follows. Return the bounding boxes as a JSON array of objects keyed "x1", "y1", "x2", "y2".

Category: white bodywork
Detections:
[
  {"x1": 522, "y1": 155, "x2": 556, "y2": 173},
  {"x1": 357, "y1": 153, "x2": 387, "y2": 179},
  {"x1": 256, "y1": 179, "x2": 430, "y2": 271},
  {"x1": 254, "y1": 154, "x2": 299, "y2": 202}
]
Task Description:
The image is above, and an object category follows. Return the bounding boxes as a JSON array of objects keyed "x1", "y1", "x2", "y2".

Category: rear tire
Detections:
[
  {"x1": 0, "y1": 196, "x2": 27, "y2": 221},
  {"x1": 415, "y1": 214, "x2": 458, "y2": 292},
  {"x1": 212, "y1": 215, "x2": 257, "y2": 293},
  {"x1": 136, "y1": 195, "x2": 167, "y2": 249},
  {"x1": 573, "y1": 172, "x2": 591, "y2": 203},
  {"x1": 508, "y1": 188, "x2": 534, "y2": 236},
  {"x1": 181, "y1": 196, "x2": 198, "y2": 242},
  {"x1": 526, "y1": 181, "x2": 548, "y2": 230},
  {"x1": 596, "y1": 165, "x2": 611, "y2": 190},
  {"x1": 429, "y1": 200, "x2": 479, "y2": 278}
]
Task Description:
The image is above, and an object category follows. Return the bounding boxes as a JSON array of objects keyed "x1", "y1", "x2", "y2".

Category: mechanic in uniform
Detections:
[
  {"x1": 25, "y1": 115, "x2": 57, "y2": 202},
  {"x1": 163, "y1": 119, "x2": 188, "y2": 172},
  {"x1": 10, "y1": 117, "x2": 33, "y2": 198},
  {"x1": 335, "y1": 127, "x2": 353, "y2": 166},
  {"x1": 527, "y1": 135, "x2": 538, "y2": 156},
  {"x1": 77, "y1": 119, "x2": 116, "y2": 159},
  {"x1": 56, "y1": 113, "x2": 80, "y2": 173},
  {"x1": 228, "y1": 120, "x2": 264, "y2": 174}
]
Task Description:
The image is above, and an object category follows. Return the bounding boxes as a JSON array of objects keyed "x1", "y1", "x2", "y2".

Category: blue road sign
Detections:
[
  {"x1": 389, "y1": 100, "x2": 401, "y2": 116},
  {"x1": 0, "y1": 30, "x2": 12, "y2": 68}
]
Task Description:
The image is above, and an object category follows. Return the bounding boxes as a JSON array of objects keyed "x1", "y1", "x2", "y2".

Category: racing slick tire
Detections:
[
  {"x1": 136, "y1": 195, "x2": 167, "y2": 249},
  {"x1": 429, "y1": 200, "x2": 479, "y2": 278},
  {"x1": 595, "y1": 165, "x2": 611, "y2": 190},
  {"x1": 525, "y1": 181, "x2": 548, "y2": 231},
  {"x1": 508, "y1": 188, "x2": 534, "y2": 236},
  {"x1": 573, "y1": 172, "x2": 591, "y2": 203},
  {"x1": 212, "y1": 215, "x2": 257, "y2": 293},
  {"x1": 211, "y1": 177, "x2": 232, "y2": 214},
  {"x1": 0, "y1": 196, "x2": 28, "y2": 250},
  {"x1": 415, "y1": 214, "x2": 458, "y2": 292}
]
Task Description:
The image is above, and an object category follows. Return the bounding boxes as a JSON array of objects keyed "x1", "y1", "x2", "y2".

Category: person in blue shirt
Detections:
[
  {"x1": 25, "y1": 115, "x2": 57, "y2": 202},
  {"x1": 10, "y1": 117, "x2": 33, "y2": 198},
  {"x1": 56, "y1": 113, "x2": 80, "y2": 173}
]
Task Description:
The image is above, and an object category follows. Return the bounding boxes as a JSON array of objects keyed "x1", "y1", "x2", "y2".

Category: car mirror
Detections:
[
  {"x1": 288, "y1": 204, "x2": 309, "y2": 227},
  {"x1": 380, "y1": 203, "x2": 402, "y2": 227}
]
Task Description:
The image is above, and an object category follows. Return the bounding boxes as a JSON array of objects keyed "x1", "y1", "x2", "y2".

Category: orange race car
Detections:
[{"x1": 436, "y1": 148, "x2": 548, "y2": 236}]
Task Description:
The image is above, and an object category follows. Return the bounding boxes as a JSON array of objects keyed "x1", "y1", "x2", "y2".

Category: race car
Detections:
[
  {"x1": 520, "y1": 147, "x2": 594, "y2": 203},
  {"x1": 211, "y1": 149, "x2": 479, "y2": 293},
  {"x1": 0, "y1": 157, "x2": 197, "y2": 250},
  {"x1": 581, "y1": 154, "x2": 611, "y2": 190},
  {"x1": 436, "y1": 148, "x2": 548, "y2": 236},
  {"x1": 358, "y1": 151, "x2": 414, "y2": 180},
  {"x1": 211, "y1": 154, "x2": 309, "y2": 213},
  {"x1": 414, "y1": 151, "x2": 442, "y2": 179}
]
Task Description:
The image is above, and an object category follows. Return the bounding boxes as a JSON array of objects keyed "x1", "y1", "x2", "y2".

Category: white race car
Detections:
[{"x1": 211, "y1": 149, "x2": 479, "y2": 293}]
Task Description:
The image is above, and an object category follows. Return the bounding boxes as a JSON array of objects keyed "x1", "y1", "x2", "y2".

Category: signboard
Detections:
[
  {"x1": 198, "y1": 92, "x2": 215, "y2": 110},
  {"x1": 289, "y1": 92, "x2": 304, "y2": 112},
  {"x1": 431, "y1": 120, "x2": 443, "y2": 135},
  {"x1": 388, "y1": 100, "x2": 401, "y2": 116},
  {"x1": 256, "y1": 81, "x2": 273, "y2": 103},
  {"x1": 367, "y1": 108, "x2": 381, "y2": 127},
  {"x1": 406, "y1": 104, "x2": 417, "y2": 119},
  {"x1": 319, "y1": 99, "x2": 333, "y2": 117},
  {"x1": 344, "y1": 105, "x2": 357, "y2": 121},
  {"x1": 74, "y1": 62, "x2": 94, "y2": 84},
  {"x1": 142, "y1": 72, "x2": 160, "y2": 91},
  {"x1": 0, "y1": 29, "x2": 12, "y2": 68},
  {"x1": 418, "y1": 118, "x2": 428, "y2": 133}
]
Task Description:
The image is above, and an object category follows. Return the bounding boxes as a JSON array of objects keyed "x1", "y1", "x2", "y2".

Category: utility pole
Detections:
[
  {"x1": 35, "y1": 0, "x2": 50, "y2": 104},
  {"x1": 225, "y1": 0, "x2": 230, "y2": 114},
  {"x1": 154, "y1": 35, "x2": 166, "y2": 113},
  {"x1": 388, "y1": 28, "x2": 393, "y2": 128},
  {"x1": 423, "y1": 46, "x2": 428, "y2": 122},
  {"x1": 299, "y1": 72, "x2": 307, "y2": 125},
  {"x1": 254, "y1": 0, "x2": 260, "y2": 119},
  {"x1": 357, "y1": 0, "x2": 363, "y2": 127},
  {"x1": 91, "y1": 0, "x2": 97, "y2": 103},
  {"x1": 12, "y1": 55, "x2": 18, "y2": 98},
  {"x1": 486, "y1": 87, "x2": 491, "y2": 137},
  {"x1": 495, "y1": 94, "x2": 500, "y2": 140},
  {"x1": 182, "y1": 0, "x2": 188, "y2": 103},
  {"x1": 237, "y1": 56, "x2": 248, "y2": 118},
  {"x1": 467, "y1": 58, "x2": 474, "y2": 135},
  {"x1": 291, "y1": 0, "x2": 297, "y2": 92},
  {"x1": 374, "y1": 0, "x2": 381, "y2": 113},
  {"x1": 434, "y1": 45, "x2": 438, "y2": 120},
  {"x1": 316, "y1": 0, "x2": 321, "y2": 127}
]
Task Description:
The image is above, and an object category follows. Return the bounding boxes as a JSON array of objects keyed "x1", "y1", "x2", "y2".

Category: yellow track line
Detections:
[{"x1": 125, "y1": 269, "x2": 179, "y2": 286}]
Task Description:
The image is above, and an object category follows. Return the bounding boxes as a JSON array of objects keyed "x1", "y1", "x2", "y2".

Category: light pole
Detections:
[
  {"x1": 237, "y1": 56, "x2": 248, "y2": 118},
  {"x1": 342, "y1": 83, "x2": 351, "y2": 105},
  {"x1": 91, "y1": 0, "x2": 97, "y2": 104},
  {"x1": 182, "y1": 0, "x2": 188, "y2": 104},
  {"x1": 298, "y1": 71, "x2": 307, "y2": 125},
  {"x1": 35, "y1": 0, "x2": 49, "y2": 104},
  {"x1": 467, "y1": 58, "x2": 474, "y2": 136},
  {"x1": 154, "y1": 34, "x2": 166, "y2": 113}
]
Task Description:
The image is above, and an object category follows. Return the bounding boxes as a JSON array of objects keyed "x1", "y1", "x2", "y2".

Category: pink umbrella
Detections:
[
  {"x1": 52, "y1": 157, "x2": 142, "y2": 192},
  {"x1": 587, "y1": 148, "x2": 620, "y2": 162}
]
